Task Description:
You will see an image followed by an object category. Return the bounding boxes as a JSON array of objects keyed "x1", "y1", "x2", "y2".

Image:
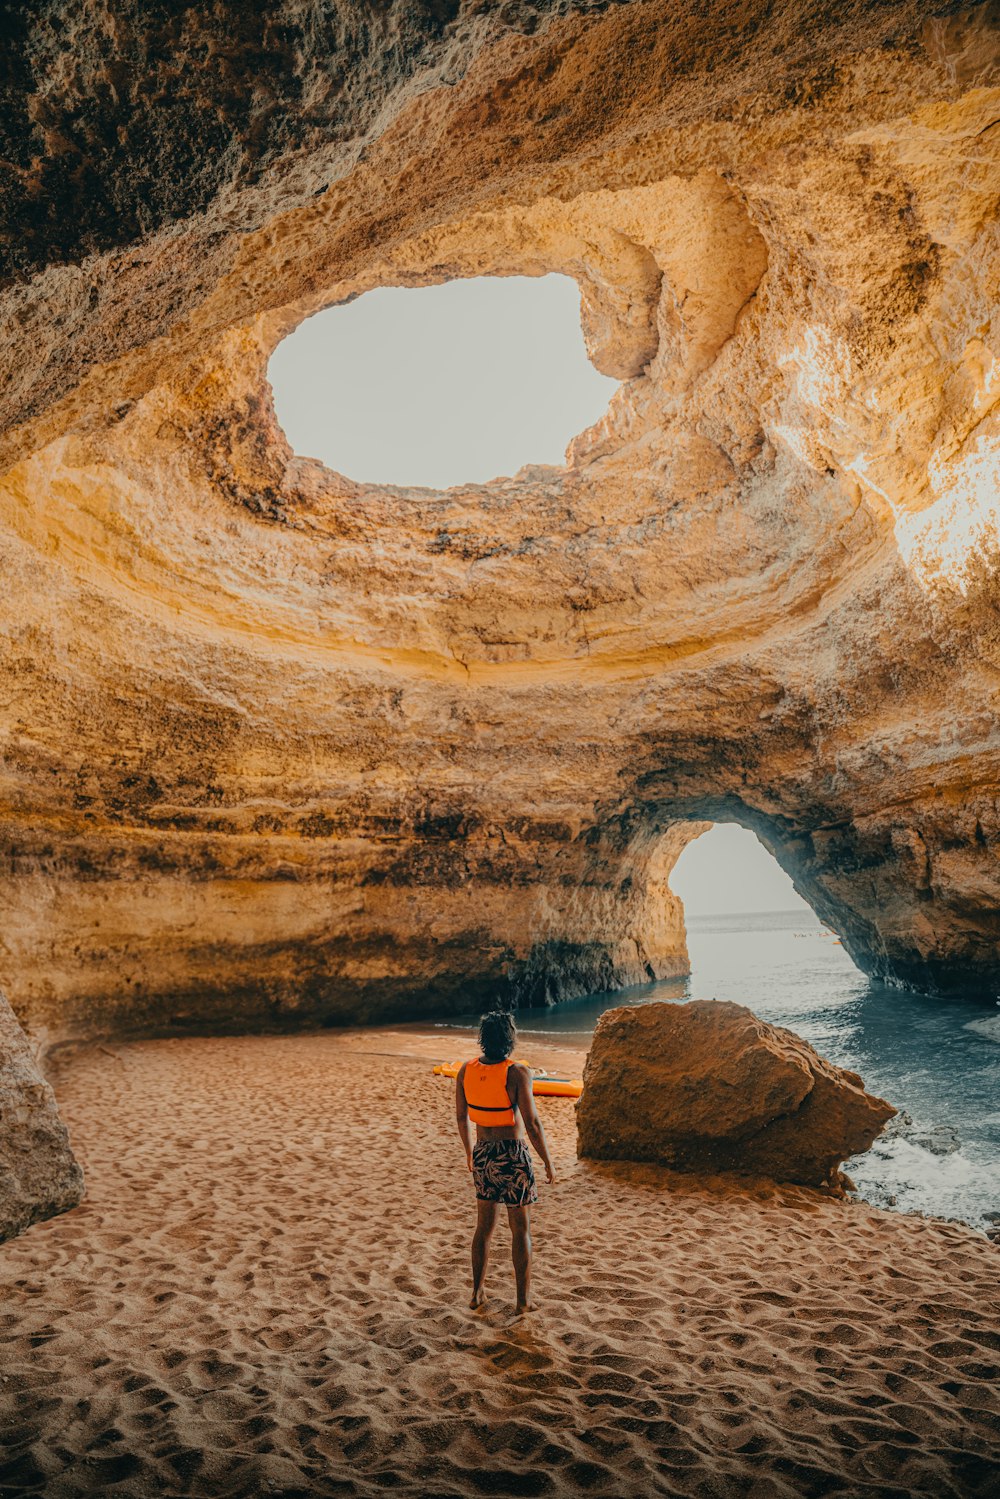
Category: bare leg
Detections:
[
  {"x1": 508, "y1": 1205, "x2": 534, "y2": 1313},
  {"x1": 471, "y1": 1200, "x2": 498, "y2": 1308}
]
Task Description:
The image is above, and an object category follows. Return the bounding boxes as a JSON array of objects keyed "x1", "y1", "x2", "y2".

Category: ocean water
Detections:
[{"x1": 443, "y1": 910, "x2": 1000, "y2": 1230}]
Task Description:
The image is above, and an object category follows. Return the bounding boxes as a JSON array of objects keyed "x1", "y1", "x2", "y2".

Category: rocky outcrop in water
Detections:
[
  {"x1": 1, "y1": 3, "x2": 1000, "y2": 1041},
  {"x1": 576, "y1": 1001, "x2": 896, "y2": 1187},
  {"x1": 0, "y1": 993, "x2": 84, "y2": 1241}
]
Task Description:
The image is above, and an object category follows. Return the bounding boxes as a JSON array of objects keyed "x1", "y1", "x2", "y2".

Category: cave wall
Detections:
[{"x1": 2, "y1": 1, "x2": 1000, "y2": 1042}]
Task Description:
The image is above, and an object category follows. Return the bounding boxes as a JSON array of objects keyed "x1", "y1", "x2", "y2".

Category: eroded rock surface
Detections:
[
  {"x1": 1, "y1": 3, "x2": 1000, "y2": 1040},
  {"x1": 576, "y1": 1001, "x2": 896, "y2": 1187},
  {"x1": 0, "y1": 992, "x2": 84, "y2": 1241}
]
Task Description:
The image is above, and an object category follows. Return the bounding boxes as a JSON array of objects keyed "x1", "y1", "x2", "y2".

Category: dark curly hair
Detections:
[{"x1": 478, "y1": 1009, "x2": 517, "y2": 1063}]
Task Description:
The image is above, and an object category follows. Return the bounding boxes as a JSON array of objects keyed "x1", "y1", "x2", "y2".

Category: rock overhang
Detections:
[{"x1": 1, "y1": 1, "x2": 1000, "y2": 1041}]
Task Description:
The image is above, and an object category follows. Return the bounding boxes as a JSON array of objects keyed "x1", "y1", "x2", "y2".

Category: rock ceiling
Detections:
[{"x1": 1, "y1": 1, "x2": 1000, "y2": 1043}]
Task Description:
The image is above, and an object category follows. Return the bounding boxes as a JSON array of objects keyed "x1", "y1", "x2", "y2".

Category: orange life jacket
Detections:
[{"x1": 464, "y1": 1058, "x2": 516, "y2": 1126}]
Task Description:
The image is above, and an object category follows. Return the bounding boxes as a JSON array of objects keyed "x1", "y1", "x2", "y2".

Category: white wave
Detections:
[
  {"x1": 964, "y1": 1015, "x2": 1000, "y2": 1043},
  {"x1": 850, "y1": 1135, "x2": 1000, "y2": 1227}
]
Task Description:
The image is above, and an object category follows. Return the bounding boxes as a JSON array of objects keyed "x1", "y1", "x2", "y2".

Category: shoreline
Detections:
[{"x1": 3, "y1": 1026, "x2": 996, "y2": 1497}]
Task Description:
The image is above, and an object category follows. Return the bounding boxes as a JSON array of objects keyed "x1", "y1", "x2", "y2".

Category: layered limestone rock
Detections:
[
  {"x1": 0, "y1": 992, "x2": 84, "y2": 1240},
  {"x1": 576, "y1": 1001, "x2": 896, "y2": 1187},
  {"x1": 1, "y1": 3, "x2": 1000, "y2": 1040}
]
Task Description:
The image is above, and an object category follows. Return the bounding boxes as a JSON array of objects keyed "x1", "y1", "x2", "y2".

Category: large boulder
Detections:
[
  {"x1": 0, "y1": 992, "x2": 84, "y2": 1243},
  {"x1": 576, "y1": 1000, "x2": 895, "y2": 1188}
]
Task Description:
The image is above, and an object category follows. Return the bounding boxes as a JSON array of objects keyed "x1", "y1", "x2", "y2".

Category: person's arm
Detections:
[
  {"x1": 510, "y1": 1064, "x2": 555, "y2": 1183},
  {"x1": 455, "y1": 1064, "x2": 475, "y2": 1172}
]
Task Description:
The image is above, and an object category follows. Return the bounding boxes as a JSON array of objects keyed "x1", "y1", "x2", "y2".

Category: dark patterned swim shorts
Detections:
[{"x1": 472, "y1": 1139, "x2": 538, "y2": 1206}]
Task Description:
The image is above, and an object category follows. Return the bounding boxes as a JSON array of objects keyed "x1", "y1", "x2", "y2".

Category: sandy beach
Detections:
[{"x1": 1, "y1": 1028, "x2": 998, "y2": 1498}]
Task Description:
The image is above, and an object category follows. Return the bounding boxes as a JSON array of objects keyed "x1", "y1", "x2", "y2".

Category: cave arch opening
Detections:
[
  {"x1": 667, "y1": 821, "x2": 864, "y2": 1006},
  {"x1": 512, "y1": 818, "x2": 867, "y2": 1054},
  {"x1": 267, "y1": 274, "x2": 618, "y2": 489},
  {"x1": 670, "y1": 823, "x2": 813, "y2": 922}
]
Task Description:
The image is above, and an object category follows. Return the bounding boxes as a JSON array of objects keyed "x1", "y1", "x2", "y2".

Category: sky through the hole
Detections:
[
  {"x1": 268, "y1": 275, "x2": 617, "y2": 488},
  {"x1": 671, "y1": 825, "x2": 812, "y2": 917}
]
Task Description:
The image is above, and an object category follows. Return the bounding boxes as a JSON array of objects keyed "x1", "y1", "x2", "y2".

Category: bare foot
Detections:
[
  {"x1": 470, "y1": 1288, "x2": 488, "y2": 1309},
  {"x1": 513, "y1": 1302, "x2": 536, "y2": 1316}
]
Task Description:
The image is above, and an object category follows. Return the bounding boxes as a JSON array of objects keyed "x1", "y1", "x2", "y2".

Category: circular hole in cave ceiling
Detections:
[{"x1": 268, "y1": 274, "x2": 618, "y2": 489}]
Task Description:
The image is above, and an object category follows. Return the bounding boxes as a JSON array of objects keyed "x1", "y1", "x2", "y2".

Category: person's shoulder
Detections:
[{"x1": 508, "y1": 1061, "x2": 532, "y2": 1083}]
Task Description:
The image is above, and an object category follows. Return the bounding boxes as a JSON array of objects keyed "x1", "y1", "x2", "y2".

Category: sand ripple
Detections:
[{"x1": 0, "y1": 1032, "x2": 997, "y2": 1497}]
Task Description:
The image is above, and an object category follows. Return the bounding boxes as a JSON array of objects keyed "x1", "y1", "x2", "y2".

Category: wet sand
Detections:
[{"x1": 1, "y1": 1027, "x2": 998, "y2": 1497}]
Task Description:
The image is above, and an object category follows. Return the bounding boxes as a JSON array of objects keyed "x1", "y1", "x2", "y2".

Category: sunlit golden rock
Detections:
[{"x1": 1, "y1": 3, "x2": 1000, "y2": 1041}]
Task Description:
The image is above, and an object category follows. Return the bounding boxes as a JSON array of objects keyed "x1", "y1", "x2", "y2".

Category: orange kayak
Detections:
[{"x1": 433, "y1": 1059, "x2": 582, "y2": 1099}]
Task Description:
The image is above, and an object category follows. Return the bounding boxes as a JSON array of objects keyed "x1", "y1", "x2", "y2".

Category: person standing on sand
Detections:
[{"x1": 455, "y1": 1010, "x2": 555, "y2": 1314}]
